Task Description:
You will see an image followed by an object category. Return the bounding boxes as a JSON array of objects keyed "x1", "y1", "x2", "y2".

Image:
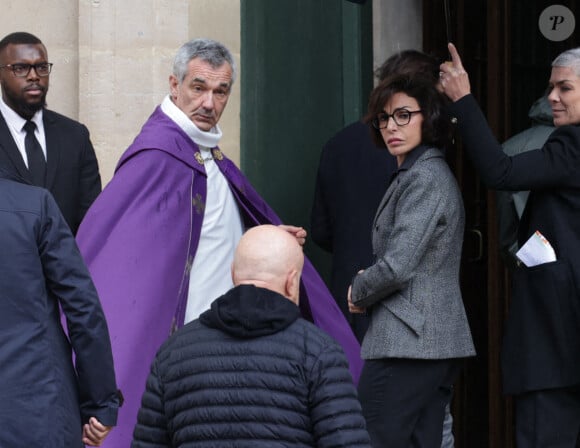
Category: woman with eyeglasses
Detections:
[{"x1": 347, "y1": 74, "x2": 476, "y2": 448}]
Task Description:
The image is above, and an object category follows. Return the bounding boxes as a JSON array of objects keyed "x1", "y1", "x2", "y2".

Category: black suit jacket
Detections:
[
  {"x1": 0, "y1": 108, "x2": 101, "y2": 233},
  {"x1": 310, "y1": 121, "x2": 397, "y2": 340},
  {"x1": 450, "y1": 94, "x2": 580, "y2": 394}
]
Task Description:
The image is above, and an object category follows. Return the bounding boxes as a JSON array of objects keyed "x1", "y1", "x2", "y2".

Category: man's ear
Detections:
[
  {"x1": 169, "y1": 74, "x2": 179, "y2": 99},
  {"x1": 285, "y1": 269, "x2": 300, "y2": 304}
]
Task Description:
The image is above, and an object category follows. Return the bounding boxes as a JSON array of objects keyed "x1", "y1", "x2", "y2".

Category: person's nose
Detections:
[
  {"x1": 27, "y1": 66, "x2": 40, "y2": 81},
  {"x1": 386, "y1": 116, "x2": 398, "y2": 131},
  {"x1": 200, "y1": 91, "x2": 215, "y2": 110},
  {"x1": 547, "y1": 88, "x2": 558, "y2": 104}
]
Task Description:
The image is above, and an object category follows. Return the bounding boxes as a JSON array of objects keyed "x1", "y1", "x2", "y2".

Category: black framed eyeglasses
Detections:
[
  {"x1": 0, "y1": 62, "x2": 53, "y2": 77},
  {"x1": 372, "y1": 108, "x2": 422, "y2": 129}
]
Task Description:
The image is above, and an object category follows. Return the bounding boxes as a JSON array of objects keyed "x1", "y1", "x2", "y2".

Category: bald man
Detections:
[{"x1": 132, "y1": 225, "x2": 370, "y2": 448}]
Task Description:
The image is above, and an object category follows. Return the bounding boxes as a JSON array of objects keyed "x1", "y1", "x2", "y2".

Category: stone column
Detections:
[{"x1": 372, "y1": 0, "x2": 423, "y2": 81}]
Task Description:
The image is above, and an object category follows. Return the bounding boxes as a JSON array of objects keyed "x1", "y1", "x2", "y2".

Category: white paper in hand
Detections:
[{"x1": 515, "y1": 230, "x2": 556, "y2": 267}]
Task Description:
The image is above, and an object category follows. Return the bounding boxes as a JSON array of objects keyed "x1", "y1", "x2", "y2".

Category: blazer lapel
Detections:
[
  {"x1": 0, "y1": 112, "x2": 31, "y2": 182},
  {"x1": 372, "y1": 148, "x2": 441, "y2": 227},
  {"x1": 43, "y1": 111, "x2": 60, "y2": 190}
]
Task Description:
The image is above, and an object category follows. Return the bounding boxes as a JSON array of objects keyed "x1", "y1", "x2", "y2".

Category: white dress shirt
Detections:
[{"x1": 0, "y1": 97, "x2": 47, "y2": 165}]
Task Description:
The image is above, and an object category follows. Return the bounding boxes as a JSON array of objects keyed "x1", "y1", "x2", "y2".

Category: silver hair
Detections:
[
  {"x1": 172, "y1": 38, "x2": 236, "y2": 85},
  {"x1": 552, "y1": 48, "x2": 580, "y2": 77}
]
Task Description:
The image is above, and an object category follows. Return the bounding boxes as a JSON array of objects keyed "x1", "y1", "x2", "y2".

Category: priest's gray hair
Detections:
[
  {"x1": 172, "y1": 37, "x2": 236, "y2": 85},
  {"x1": 552, "y1": 48, "x2": 580, "y2": 77}
]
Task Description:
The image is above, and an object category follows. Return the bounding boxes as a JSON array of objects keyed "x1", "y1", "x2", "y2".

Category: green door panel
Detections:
[{"x1": 241, "y1": 0, "x2": 372, "y2": 280}]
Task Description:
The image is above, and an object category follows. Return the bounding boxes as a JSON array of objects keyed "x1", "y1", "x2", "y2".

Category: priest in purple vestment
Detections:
[{"x1": 76, "y1": 38, "x2": 362, "y2": 447}]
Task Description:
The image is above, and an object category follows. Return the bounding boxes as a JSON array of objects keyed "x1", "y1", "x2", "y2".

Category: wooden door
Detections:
[{"x1": 424, "y1": 2, "x2": 499, "y2": 446}]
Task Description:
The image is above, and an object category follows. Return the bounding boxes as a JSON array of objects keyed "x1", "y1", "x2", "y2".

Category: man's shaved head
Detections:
[{"x1": 232, "y1": 225, "x2": 304, "y2": 303}]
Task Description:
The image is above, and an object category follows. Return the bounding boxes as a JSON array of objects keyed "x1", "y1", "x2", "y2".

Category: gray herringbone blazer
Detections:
[{"x1": 351, "y1": 146, "x2": 475, "y2": 360}]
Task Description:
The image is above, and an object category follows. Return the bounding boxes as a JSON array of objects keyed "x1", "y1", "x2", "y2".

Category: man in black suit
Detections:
[{"x1": 0, "y1": 32, "x2": 101, "y2": 234}]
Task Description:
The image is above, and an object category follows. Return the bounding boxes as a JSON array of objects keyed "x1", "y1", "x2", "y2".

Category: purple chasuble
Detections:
[{"x1": 76, "y1": 106, "x2": 362, "y2": 447}]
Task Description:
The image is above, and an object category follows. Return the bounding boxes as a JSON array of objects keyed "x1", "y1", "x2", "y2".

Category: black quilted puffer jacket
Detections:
[{"x1": 132, "y1": 284, "x2": 370, "y2": 447}]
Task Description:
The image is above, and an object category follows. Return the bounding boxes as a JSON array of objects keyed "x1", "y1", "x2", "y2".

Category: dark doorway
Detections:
[{"x1": 424, "y1": 1, "x2": 580, "y2": 446}]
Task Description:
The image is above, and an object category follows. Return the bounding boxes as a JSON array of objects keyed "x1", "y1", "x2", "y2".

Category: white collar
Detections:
[
  {"x1": 160, "y1": 94, "x2": 222, "y2": 148},
  {"x1": 0, "y1": 96, "x2": 43, "y2": 133}
]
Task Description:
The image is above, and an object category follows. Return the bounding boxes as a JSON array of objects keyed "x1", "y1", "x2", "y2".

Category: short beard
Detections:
[{"x1": 3, "y1": 87, "x2": 46, "y2": 119}]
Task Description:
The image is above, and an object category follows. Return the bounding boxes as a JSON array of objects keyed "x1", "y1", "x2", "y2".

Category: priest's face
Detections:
[{"x1": 169, "y1": 58, "x2": 232, "y2": 131}]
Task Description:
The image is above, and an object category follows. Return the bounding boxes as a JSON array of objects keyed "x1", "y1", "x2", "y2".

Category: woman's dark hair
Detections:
[
  {"x1": 375, "y1": 50, "x2": 439, "y2": 83},
  {"x1": 364, "y1": 74, "x2": 452, "y2": 150}
]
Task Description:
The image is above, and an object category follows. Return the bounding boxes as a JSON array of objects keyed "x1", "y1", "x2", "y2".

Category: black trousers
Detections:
[
  {"x1": 515, "y1": 386, "x2": 580, "y2": 447},
  {"x1": 357, "y1": 357, "x2": 460, "y2": 448}
]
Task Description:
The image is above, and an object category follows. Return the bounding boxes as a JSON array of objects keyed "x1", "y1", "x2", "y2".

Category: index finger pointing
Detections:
[{"x1": 448, "y1": 42, "x2": 465, "y2": 70}]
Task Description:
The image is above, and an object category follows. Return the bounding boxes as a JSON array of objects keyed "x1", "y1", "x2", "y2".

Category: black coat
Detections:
[
  {"x1": 496, "y1": 96, "x2": 555, "y2": 265},
  {"x1": 450, "y1": 94, "x2": 580, "y2": 394},
  {"x1": 0, "y1": 108, "x2": 101, "y2": 233},
  {"x1": 0, "y1": 174, "x2": 119, "y2": 446},
  {"x1": 132, "y1": 285, "x2": 370, "y2": 447},
  {"x1": 310, "y1": 121, "x2": 397, "y2": 340}
]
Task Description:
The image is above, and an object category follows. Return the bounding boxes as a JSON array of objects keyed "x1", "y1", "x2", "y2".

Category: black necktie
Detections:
[{"x1": 23, "y1": 120, "x2": 46, "y2": 186}]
